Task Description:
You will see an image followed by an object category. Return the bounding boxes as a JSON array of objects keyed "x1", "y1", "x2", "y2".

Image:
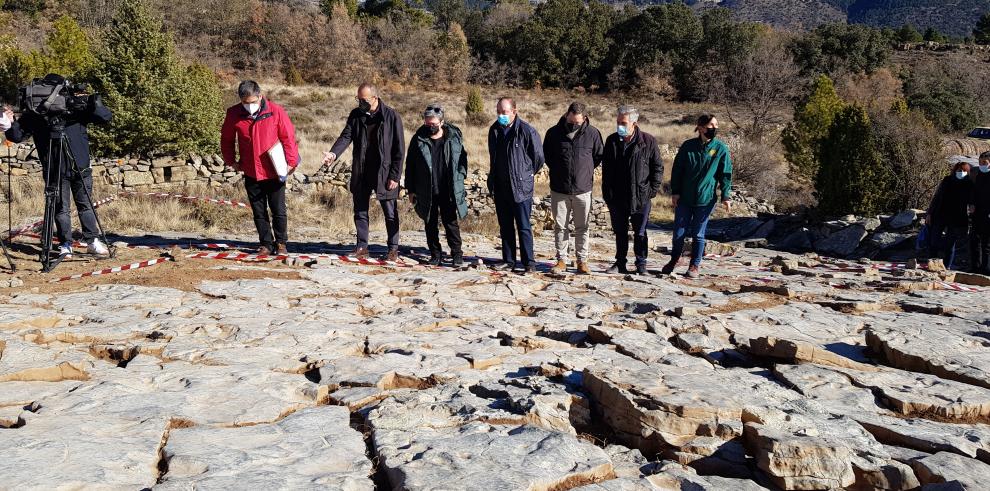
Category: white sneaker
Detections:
[
  {"x1": 87, "y1": 238, "x2": 110, "y2": 256},
  {"x1": 59, "y1": 244, "x2": 73, "y2": 257}
]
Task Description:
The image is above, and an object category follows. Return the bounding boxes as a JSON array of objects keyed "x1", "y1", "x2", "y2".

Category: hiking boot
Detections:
[
  {"x1": 87, "y1": 238, "x2": 110, "y2": 256},
  {"x1": 352, "y1": 246, "x2": 369, "y2": 259},
  {"x1": 451, "y1": 253, "x2": 464, "y2": 268},
  {"x1": 636, "y1": 263, "x2": 648, "y2": 275},
  {"x1": 428, "y1": 252, "x2": 442, "y2": 266},
  {"x1": 659, "y1": 260, "x2": 677, "y2": 276},
  {"x1": 686, "y1": 265, "x2": 700, "y2": 279},
  {"x1": 576, "y1": 261, "x2": 591, "y2": 275},
  {"x1": 275, "y1": 243, "x2": 288, "y2": 255},
  {"x1": 551, "y1": 259, "x2": 567, "y2": 274},
  {"x1": 385, "y1": 248, "x2": 400, "y2": 263},
  {"x1": 257, "y1": 245, "x2": 273, "y2": 256},
  {"x1": 606, "y1": 262, "x2": 628, "y2": 275}
]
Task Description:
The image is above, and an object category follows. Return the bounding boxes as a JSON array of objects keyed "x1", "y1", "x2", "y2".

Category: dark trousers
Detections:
[
  {"x1": 929, "y1": 222, "x2": 967, "y2": 270},
  {"x1": 353, "y1": 186, "x2": 399, "y2": 249},
  {"x1": 670, "y1": 203, "x2": 716, "y2": 267},
  {"x1": 44, "y1": 160, "x2": 99, "y2": 245},
  {"x1": 609, "y1": 200, "x2": 652, "y2": 266},
  {"x1": 971, "y1": 219, "x2": 990, "y2": 273},
  {"x1": 494, "y1": 193, "x2": 534, "y2": 267},
  {"x1": 425, "y1": 193, "x2": 462, "y2": 256},
  {"x1": 244, "y1": 176, "x2": 287, "y2": 249}
]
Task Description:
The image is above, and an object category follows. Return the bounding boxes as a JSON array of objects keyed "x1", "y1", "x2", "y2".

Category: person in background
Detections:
[
  {"x1": 323, "y1": 83, "x2": 405, "y2": 262},
  {"x1": 221, "y1": 80, "x2": 299, "y2": 256},
  {"x1": 927, "y1": 161, "x2": 973, "y2": 270},
  {"x1": 543, "y1": 102, "x2": 604, "y2": 275},
  {"x1": 971, "y1": 152, "x2": 990, "y2": 274},
  {"x1": 487, "y1": 97, "x2": 544, "y2": 274},
  {"x1": 404, "y1": 104, "x2": 468, "y2": 267},
  {"x1": 600, "y1": 105, "x2": 663, "y2": 275},
  {"x1": 662, "y1": 114, "x2": 732, "y2": 279}
]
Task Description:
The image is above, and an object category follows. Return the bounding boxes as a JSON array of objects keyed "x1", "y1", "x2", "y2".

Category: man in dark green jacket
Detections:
[
  {"x1": 405, "y1": 104, "x2": 469, "y2": 267},
  {"x1": 661, "y1": 114, "x2": 732, "y2": 278}
]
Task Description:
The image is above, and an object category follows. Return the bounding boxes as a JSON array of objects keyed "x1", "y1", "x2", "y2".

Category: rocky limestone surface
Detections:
[{"x1": 0, "y1": 230, "x2": 988, "y2": 490}]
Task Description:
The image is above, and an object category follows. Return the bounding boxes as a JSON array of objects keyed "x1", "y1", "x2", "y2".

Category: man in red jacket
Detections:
[{"x1": 221, "y1": 81, "x2": 299, "y2": 255}]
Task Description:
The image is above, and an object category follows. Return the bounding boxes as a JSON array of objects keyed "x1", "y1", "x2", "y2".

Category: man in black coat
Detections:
[
  {"x1": 323, "y1": 83, "x2": 405, "y2": 262},
  {"x1": 971, "y1": 152, "x2": 990, "y2": 273},
  {"x1": 543, "y1": 102, "x2": 604, "y2": 275},
  {"x1": 4, "y1": 74, "x2": 112, "y2": 258},
  {"x1": 601, "y1": 105, "x2": 663, "y2": 275}
]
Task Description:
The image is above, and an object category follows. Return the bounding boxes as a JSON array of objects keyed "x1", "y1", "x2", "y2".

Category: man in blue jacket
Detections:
[{"x1": 487, "y1": 97, "x2": 545, "y2": 273}]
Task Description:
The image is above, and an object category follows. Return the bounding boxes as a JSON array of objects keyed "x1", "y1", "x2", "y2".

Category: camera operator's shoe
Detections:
[
  {"x1": 427, "y1": 252, "x2": 442, "y2": 266},
  {"x1": 59, "y1": 243, "x2": 73, "y2": 258},
  {"x1": 87, "y1": 238, "x2": 109, "y2": 256},
  {"x1": 451, "y1": 253, "x2": 464, "y2": 268}
]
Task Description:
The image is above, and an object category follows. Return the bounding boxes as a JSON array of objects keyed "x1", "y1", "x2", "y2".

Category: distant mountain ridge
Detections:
[{"x1": 617, "y1": 0, "x2": 990, "y2": 37}]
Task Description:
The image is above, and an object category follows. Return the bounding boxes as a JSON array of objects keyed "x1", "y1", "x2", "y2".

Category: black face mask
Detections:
[
  {"x1": 566, "y1": 122, "x2": 580, "y2": 133},
  {"x1": 358, "y1": 99, "x2": 372, "y2": 113},
  {"x1": 428, "y1": 125, "x2": 441, "y2": 135},
  {"x1": 704, "y1": 127, "x2": 717, "y2": 139}
]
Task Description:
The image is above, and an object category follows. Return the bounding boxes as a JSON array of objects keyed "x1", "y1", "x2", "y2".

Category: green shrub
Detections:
[
  {"x1": 815, "y1": 105, "x2": 895, "y2": 216},
  {"x1": 465, "y1": 86, "x2": 486, "y2": 126},
  {"x1": 782, "y1": 75, "x2": 846, "y2": 181}
]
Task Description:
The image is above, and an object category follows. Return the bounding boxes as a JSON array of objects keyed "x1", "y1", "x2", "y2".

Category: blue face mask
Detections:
[
  {"x1": 981, "y1": 164, "x2": 990, "y2": 173},
  {"x1": 956, "y1": 171, "x2": 968, "y2": 180},
  {"x1": 617, "y1": 125, "x2": 631, "y2": 137},
  {"x1": 497, "y1": 114, "x2": 511, "y2": 126}
]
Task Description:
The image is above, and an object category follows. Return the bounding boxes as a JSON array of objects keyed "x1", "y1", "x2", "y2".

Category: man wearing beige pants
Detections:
[{"x1": 543, "y1": 102, "x2": 604, "y2": 274}]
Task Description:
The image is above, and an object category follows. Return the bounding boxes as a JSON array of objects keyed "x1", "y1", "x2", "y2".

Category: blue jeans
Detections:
[
  {"x1": 494, "y1": 195, "x2": 534, "y2": 267},
  {"x1": 670, "y1": 203, "x2": 716, "y2": 267}
]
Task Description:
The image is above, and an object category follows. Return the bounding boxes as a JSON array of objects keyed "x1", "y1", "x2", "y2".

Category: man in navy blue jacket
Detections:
[
  {"x1": 487, "y1": 97, "x2": 545, "y2": 273},
  {"x1": 4, "y1": 74, "x2": 112, "y2": 258}
]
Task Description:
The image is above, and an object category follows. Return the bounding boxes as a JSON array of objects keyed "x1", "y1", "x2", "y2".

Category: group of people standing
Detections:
[
  {"x1": 221, "y1": 81, "x2": 734, "y2": 276},
  {"x1": 926, "y1": 152, "x2": 990, "y2": 272}
]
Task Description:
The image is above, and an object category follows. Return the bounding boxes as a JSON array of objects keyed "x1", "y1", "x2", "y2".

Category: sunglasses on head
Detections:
[{"x1": 426, "y1": 105, "x2": 443, "y2": 112}]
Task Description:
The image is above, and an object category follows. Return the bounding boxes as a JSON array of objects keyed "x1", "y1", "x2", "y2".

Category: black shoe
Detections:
[
  {"x1": 451, "y1": 253, "x2": 464, "y2": 268},
  {"x1": 428, "y1": 253, "x2": 442, "y2": 266},
  {"x1": 522, "y1": 264, "x2": 535, "y2": 274},
  {"x1": 636, "y1": 263, "x2": 648, "y2": 275},
  {"x1": 493, "y1": 262, "x2": 515, "y2": 271},
  {"x1": 659, "y1": 261, "x2": 676, "y2": 275},
  {"x1": 606, "y1": 262, "x2": 628, "y2": 274}
]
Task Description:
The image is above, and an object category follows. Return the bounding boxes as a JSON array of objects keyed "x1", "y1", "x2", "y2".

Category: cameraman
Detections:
[{"x1": 3, "y1": 74, "x2": 112, "y2": 257}]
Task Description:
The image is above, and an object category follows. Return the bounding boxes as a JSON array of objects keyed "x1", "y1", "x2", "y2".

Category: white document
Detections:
[{"x1": 267, "y1": 141, "x2": 289, "y2": 178}]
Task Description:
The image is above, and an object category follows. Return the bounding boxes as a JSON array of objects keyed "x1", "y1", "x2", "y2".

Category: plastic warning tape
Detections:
[
  {"x1": 121, "y1": 191, "x2": 248, "y2": 208},
  {"x1": 50, "y1": 256, "x2": 172, "y2": 283},
  {"x1": 187, "y1": 251, "x2": 417, "y2": 267}
]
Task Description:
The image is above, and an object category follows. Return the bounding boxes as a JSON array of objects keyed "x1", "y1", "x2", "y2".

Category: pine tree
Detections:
[
  {"x1": 90, "y1": 0, "x2": 222, "y2": 157},
  {"x1": 815, "y1": 105, "x2": 894, "y2": 216},
  {"x1": 975, "y1": 13, "x2": 990, "y2": 45},
  {"x1": 28, "y1": 15, "x2": 96, "y2": 81},
  {"x1": 782, "y1": 75, "x2": 846, "y2": 182},
  {"x1": 464, "y1": 86, "x2": 486, "y2": 126}
]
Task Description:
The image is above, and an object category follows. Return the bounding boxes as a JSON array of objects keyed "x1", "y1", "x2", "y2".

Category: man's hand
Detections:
[
  {"x1": 671, "y1": 194, "x2": 680, "y2": 208},
  {"x1": 288, "y1": 165, "x2": 297, "y2": 176},
  {"x1": 0, "y1": 107, "x2": 13, "y2": 132},
  {"x1": 409, "y1": 193, "x2": 417, "y2": 205},
  {"x1": 387, "y1": 179, "x2": 399, "y2": 191},
  {"x1": 322, "y1": 151, "x2": 337, "y2": 166},
  {"x1": 723, "y1": 200, "x2": 732, "y2": 213}
]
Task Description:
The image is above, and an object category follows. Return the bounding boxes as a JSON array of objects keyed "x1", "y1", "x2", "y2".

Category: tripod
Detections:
[
  {"x1": 39, "y1": 120, "x2": 113, "y2": 272},
  {"x1": 0, "y1": 141, "x2": 15, "y2": 272}
]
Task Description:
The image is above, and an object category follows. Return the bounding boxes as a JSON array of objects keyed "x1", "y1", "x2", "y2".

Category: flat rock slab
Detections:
[{"x1": 158, "y1": 406, "x2": 373, "y2": 489}]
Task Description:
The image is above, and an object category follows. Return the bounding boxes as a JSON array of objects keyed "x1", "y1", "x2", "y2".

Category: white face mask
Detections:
[{"x1": 243, "y1": 102, "x2": 260, "y2": 115}]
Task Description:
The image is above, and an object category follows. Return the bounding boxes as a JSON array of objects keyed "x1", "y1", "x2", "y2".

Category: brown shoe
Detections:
[
  {"x1": 551, "y1": 259, "x2": 567, "y2": 274},
  {"x1": 275, "y1": 243, "x2": 288, "y2": 255},
  {"x1": 576, "y1": 261, "x2": 591, "y2": 275},
  {"x1": 686, "y1": 265, "x2": 700, "y2": 279},
  {"x1": 257, "y1": 245, "x2": 273, "y2": 256},
  {"x1": 352, "y1": 246, "x2": 369, "y2": 259},
  {"x1": 385, "y1": 248, "x2": 400, "y2": 262}
]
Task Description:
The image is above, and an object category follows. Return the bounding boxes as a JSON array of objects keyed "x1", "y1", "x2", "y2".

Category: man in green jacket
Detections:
[
  {"x1": 405, "y1": 104, "x2": 469, "y2": 267},
  {"x1": 661, "y1": 114, "x2": 732, "y2": 278}
]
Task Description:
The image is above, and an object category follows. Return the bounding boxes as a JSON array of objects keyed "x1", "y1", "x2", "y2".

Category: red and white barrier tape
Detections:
[
  {"x1": 187, "y1": 251, "x2": 417, "y2": 267},
  {"x1": 50, "y1": 256, "x2": 172, "y2": 283},
  {"x1": 121, "y1": 191, "x2": 248, "y2": 208}
]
